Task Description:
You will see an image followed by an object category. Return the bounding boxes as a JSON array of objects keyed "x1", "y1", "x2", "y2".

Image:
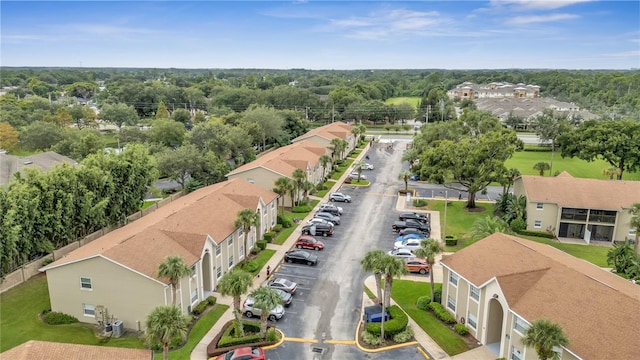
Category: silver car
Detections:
[
  {"x1": 314, "y1": 212, "x2": 340, "y2": 225},
  {"x1": 329, "y1": 192, "x2": 352, "y2": 203},
  {"x1": 242, "y1": 297, "x2": 285, "y2": 321}
]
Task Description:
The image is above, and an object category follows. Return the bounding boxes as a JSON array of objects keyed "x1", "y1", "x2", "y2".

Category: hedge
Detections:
[
  {"x1": 256, "y1": 240, "x2": 267, "y2": 250},
  {"x1": 428, "y1": 302, "x2": 456, "y2": 324},
  {"x1": 192, "y1": 296, "x2": 217, "y2": 315},
  {"x1": 445, "y1": 235, "x2": 458, "y2": 246},
  {"x1": 454, "y1": 323, "x2": 469, "y2": 335},
  {"x1": 364, "y1": 305, "x2": 409, "y2": 337},
  {"x1": 516, "y1": 229, "x2": 555, "y2": 238},
  {"x1": 42, "y1": 311, "x2": 79, "y2": 325},
  {"x1": 273, "y1": 224, "x2": 283, "y2": 232},
  {"x1": 263, "y1": 232, "x2": 275, "y2": 242},
  {"x1": 217, "y1": 321, "x2": 262, "y2": 348},
  {"x1": 416, "y1": 296, "x2": 431, "y2": 311},
  {"x1": 277, "y1": 214, "x2": 293, "y2": 228},
  {"x1": 292, "y1": 205, "x2": 312, "y2": 213}
]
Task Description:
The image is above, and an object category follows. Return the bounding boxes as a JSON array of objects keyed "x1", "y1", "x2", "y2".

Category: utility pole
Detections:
[
  {"x1": 305, "y1": 106, "x2": 309, "y2": 121},
  {"x1": 332, "y1": 105, "x2": 335, "y2": 123},
  {"x1": 443, "y1": 190, "x2": 448, "y2": 241}
]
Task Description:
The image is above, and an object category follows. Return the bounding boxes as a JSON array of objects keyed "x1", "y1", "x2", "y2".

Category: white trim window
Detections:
[
  {"x1": 534, "y1": 220, "x2": 542, "y2": 229},
  {"x1": 83, "y1": 303, "x2": 95, "y2": 317},
  {"x1": 447, "y1": 296, "x2": 456, "y2": 311},
  {"x1": 190, "y1": 289, "x2": 198, "y2": 304},
  {"x1": 470, "y1": 285, "x2": 480, "y2": 301},
  {"x1": 228, "y1": 254, "x2": 234, "y2": 268},
  {"x1": 536, "y1": 203, "x2": 543, "y2": 210},
  {"x1": 216, "y1": 244, "x2": 221, "y2": 257},
  {"x1": 239, "y1": 244, "x2": 244, "y2": 260},
  {"x1": 191, "y1": 265, "x2": 197, "y2": 278},
  {"x1": 80, "y1": 277, "x2": 92, "y2": 290},
  {"x1": 449, "y1": 272, "x2": 458, "y2": 286},
  {"x1": 467, "y1": 313, "x2": 477, "y2": 329},
  {"x1": 514, "y1": 315, "x2": 529, "y2": 334},
  {"x1": 511, "y1": 346, "x2": 523, "y2": 360},
  {"x1": 216, "y1": 266, "x2": 222, "y2": 279}
]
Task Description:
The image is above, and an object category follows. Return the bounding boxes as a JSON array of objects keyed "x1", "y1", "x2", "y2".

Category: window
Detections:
[
  {"x1": 534, "y1": 220, "x2": 542, "y2": 229},
  {"x1": 215, "y1": 244, "x2": 221, "y2": 256},
  {"x1": 536, "y1": 203, "x2": 543, "y2": 210},
  {"x1": 228, "y1": 254, "x2": 234, "y2": 268},
  {"x1": 191, "y1": 289, "x2": 198, "y2": 304},
  {"x1": 467, "y1": 313, "x2": 477, "y2": 329},
  {"x1": 247, "y1": 178, "x2": 254, "y2": 184},
  {"x1": 216, "y1": 266, "x2": 222, "y2": 279},
  {"x1": 470, "y1": 285, "x2": 480, "y2": 301},
  {"x1": 80, "y1": 277, "x2": 92, "y2": 290},
  {"x1": 514, "y1": 316, "x2": 529, "y2": 334},
  {"x1": 236, "y1": 228, "x2": 242, "y2": 239},
  {"x1": 83, "y1": 304, "x2": 95, "y2": 317},
  {"x1": 239, "y1": 245, "x2": 244, "y2": 259},
  {"x1": 191, "y1": 265, "x2": 197, "y2": 277},
  {"x1": 447, "y1": 296, "x2": 456, "y2": 311},
  {"x1": 449, "y1": 272, "x2": 458, "y2": 286},
  {"x1": 511, "y1": 346, "x2": 523, "y2": 360}
]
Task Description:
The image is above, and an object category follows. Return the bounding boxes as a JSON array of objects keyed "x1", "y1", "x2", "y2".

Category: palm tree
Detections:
[
  {"x1": 401, "y1": 148, "x2": 419, "y2": 170},
  {"x1": 292, "y1": 168, "x2": 306, "y2": 205},
  {"x1": 603, "y1": 167, "x2": 622, "y2": 180},
  {"x1": 470, "y1": 216, "x2": 512, "y2": 240},
  {"x1": 606, "y1": 239, "x2": 635, "y2": 274},
  {"x1": 319, "y1": 154, "x2": 332, "y2": 180},
  {"x1": 285, "y1": 177, "x2": 297, "y2": 209},
  {"x1": 360, "y1": 249, "x2": 385, "y2": 304},
  {"x1": 380, "y1": 255, "x2": 408, "y2": 340},
  {"x1": 273, "y1": 177, "x2": 291, "y2": 215},
  {"x1": 217, "y1": 269, "x2": 253, "y2": 337},
  {"x1": 249, "y1": 286, "x2": 283, "y2": 339},
  {"x1": 500, "y1": 168, "x2": 521, "y2": 195},
  {"x1": 398, "y1": 170, "x2": 412, "y2": 191},
  {"x1": 145, "y1": 305, "x2": 189, "y2": 360},
  {"x1": 521, "y1": 318, "x2": 569, "y2": 360},
  {"x1": 533, "y1": 162, "x2": 551, "y2": 176},
  {"x1": 504, "y1": 195, "x2": 527, "y2": 223},
  {"x1": 352, "y1": 160, "x2": 365, "y2": 182},
  {"x1": 157, "y1": 256, "x2": 193, "y2": 305},
  {"x1": 234, "y1": 208, "x2": 259, "y2": 265},
  {"x1": 329, "y1": 138, "x2": 343, "y2": 162},
  {"x1": 630, "y1": 203, "x2": 640, "y2": 254},
  {"x1": 301, "y1": 180, "x2": 314, "y2": 201},
  {"x1": 414, "y1": 238, "x2": 443, "y2": 302}
]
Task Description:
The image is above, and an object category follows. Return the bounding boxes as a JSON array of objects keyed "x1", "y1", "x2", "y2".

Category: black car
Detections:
[
  {"x1": 301, "y1": 223, "x2": 334, "y2": 236},
  {"x1": 284, "y1": 250, "x2": 318, "y2": 266},
  {"x1": 399, "y1": 212, "x2": 430, "y2": 223},
  {"x1": 398, "y1": 227, "x2": 429, "y2": 237}
]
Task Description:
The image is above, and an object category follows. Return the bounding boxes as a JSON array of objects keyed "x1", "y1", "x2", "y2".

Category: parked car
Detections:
[
  {"x1": 388, "y1": 248, "x2": 415, "y2": 258},
  {"x1": 409, "y1": 174, "x2": 420, "y2": 181},
  {"x1": 242, "y1": 297, "x2": 285, "y2": 321},
  {"x1": 392, "y1": 219, "x2": 430, "y2": 233},
  {"x1": 307, "y1": 218, "x2": 335, "y2": 227},
  {"x1": 349, "y1": 172, "x2": 367, "y2": 180},
  {"x1": 215, "y1": 347, "x2": 265, "y2": 360},
  {"x1": 395, "y1": 233, "x2": 427, "y2": 242},
  {"x1": 363, "y1": 163, "x2": 374, "y2": 170},
  {"x1": 399, "y1": 212, "x2": 430, "y2": 223},
  {"x1": 314, "y1": 211, "x2": 340, "y2": 225},
  {"x1": 275, "y1": 289, "x2": 293, "y2": 306},
  {"x1": 284, "y1": 250, "x2": 318, "y2": 266},
  {"x1": 263, "y1": 278, "x2": 298, "y2": 294},
  {"x1": 405, "y1": 258, "x2": 430, "y2": 275},
  {"x1": 295, "y1": 235, "x2": 325, "y2": 251},
  {"x1": 301, "y1": 223, "x2": 334, "y2": 236},
  {"x1": 329, "y1": 192, "x2": 352, "y2": 202},
  {"x1": 318, "y1": 203, "x2": 343, "y2": 215},
  {"x1": 393, "y1": 238, "x2": 424, "y2": 251},
  {"x1": 398, "y1": 227, "x2": 429, "y2": 237}
]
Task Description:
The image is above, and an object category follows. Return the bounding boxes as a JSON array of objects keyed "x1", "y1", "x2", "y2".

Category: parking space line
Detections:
[
  {"x1": 272, "y1": 273, "x2": 318, "y2": 280},
  {"x1": 284, "y1": 337, "x2": 318, "y2": 343},
  {"x1": 324, "y1": 339, "x2": 356, "y2": 345},
  {"x1": 417, "y1": 345, "x2": 430, "y2": 359}
]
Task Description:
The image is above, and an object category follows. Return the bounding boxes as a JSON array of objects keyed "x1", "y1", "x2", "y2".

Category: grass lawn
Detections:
[
  {"x1": 426, "y1": 200, "x2": 492, "y2": 249},
  {"x1": 384, "y1": 97, "x2": 421, "y2": 109},
  {"x1": 391, "y1": 280, "x2": 468, "y2": 356},
  {"x1": 518, "y1": 235, "x2": 609, "y2": 267},
  {"x1": 241, "y1": 250, "x2": 276, "y2": 276},
  {"x1": 169, "y1": 304, "x2": 229, "y2": 360},
  {"x1": 140, "y1": 200, "x2": 159, "y2": 210},
  {"x1": 0, "y1": 275, "x2": 145, "y2": 353},
  {"x1": 315, "y1": 180, "x2": 337, "y2": 198},
  {"x1": 506, "y1": 151, "x2": 640, "y2": 180}
]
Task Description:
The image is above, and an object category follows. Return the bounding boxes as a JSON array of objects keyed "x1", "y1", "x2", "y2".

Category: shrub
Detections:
[
  {"x1": 445, "y1": 235, "x2": 458, "y2": 246},
  {"x1": 251, "y1": 247, "x2": 261, "y2": 255},
  {"x1": 266, "y1": 328, "x2": 278, "y2": 342},
  {"x1": 516, "y1": 229, "x2": 555, "y2": 238},
  {"x1": 393, "y1": 325, "x2": 415, "y2": 343},
  {"x1": 315, "y1": 183, "x2": 328, "y2": 191},
  {"x1": 509, "y1": 217, "x2": 526, "y2": 232},
  {"x1": 42, "y1": 257, "x2": 54, "y2": 266},
  {"x1": 242, "y1": 260, "x2": 259, "y2": 273},
  {"x1": 416, "y1": 296, "x2": 431, "y2": 311},
  {"x1": 207, "y1": 296, "x2": 217, "y2": 305},
  {"x1": 192, "y1": 300, "x2": 209, "y2": 315},
  {"x1": 42, "y1": 311, "x2": 79, "y2": 325},
  {"x1": 428, "y1": 302, "x2": 456, "y2": 324},
  {"x1": 263, "y1": 232, "x2": 275, "y2": 242},
  {"x1": 365, "y1": 305, "x2": 409, "y2": 337},
  {"x1": 292, "y1": 205, "x2": 312, "y2": 213},
  {"x1": 433, "y1": 288, "x2": 442, "y2": 303},
  {"x1": 277, "y1": 214, "x2": 292, "y2": 228},
  {"x1": 454, "y1": 323, "x2": 469, "y2": 335},
  {"x1": 273, "y1": 224, "x2": 283, "y2": 232},
  {"x1": 413, "y1": 198, "x2": 427, "y2": 207},
  {"x1": 218, "y1": 334, "x2": 262, "y2": 348},
  {"x1": 362, "y1": 330, "x2": 383, "y2": 346},
  {"x1": 256, "y1": 240, "x2": 267, "y2": 250}
]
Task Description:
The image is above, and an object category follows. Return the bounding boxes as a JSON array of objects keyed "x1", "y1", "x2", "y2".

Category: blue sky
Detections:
[{"x1": 1, "y1": 1, "x2": 639, "y2": 69}]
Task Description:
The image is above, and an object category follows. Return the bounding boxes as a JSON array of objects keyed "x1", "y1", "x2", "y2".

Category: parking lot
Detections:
[{"x1": 257, "y1": 139, "x2": 428, "y2": 359}]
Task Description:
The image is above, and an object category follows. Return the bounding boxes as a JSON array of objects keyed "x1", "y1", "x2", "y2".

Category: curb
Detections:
[
  {"x1": 261, "y1": 328, "x2": 286, "y2": 350},
  {"x1": 353, "y1": 319, "x2": 420, "y2": 353}
]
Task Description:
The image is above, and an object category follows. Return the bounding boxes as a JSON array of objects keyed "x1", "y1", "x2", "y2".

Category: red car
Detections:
[
  {"x1": 405, "y1": 258, "x2": 430, "y2": 275},
  {"x1": 295, "y1": 235, "x2": 325, "y2": 251},
  {"x1": 215, "y1": 346, "x2": 265, "y2": 360}
]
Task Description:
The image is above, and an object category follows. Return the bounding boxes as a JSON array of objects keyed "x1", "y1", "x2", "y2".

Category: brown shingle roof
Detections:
[
  {"x1": 292, "y1": 121, "x2": 353, "y2": 142},
  {"x1": 519, "y1": 173, "x2": 640, "y2": 210},
  {"x1": 1, "y1": 340, "x2": 153, "y2": 360},
  {"x1": 42, "y1": 178, "x2": 277, "y2": 283},
  {"x1": 441, "y1": 233, "x2": 640, "y2": 360},
  {"x1": 226, "y1": 140, "x2": 327, "y2": 177}
]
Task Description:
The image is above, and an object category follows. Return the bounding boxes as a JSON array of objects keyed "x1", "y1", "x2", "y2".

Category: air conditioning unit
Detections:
[{"x1": 112, "y1": 320, "x2": 124, "y2": 337}]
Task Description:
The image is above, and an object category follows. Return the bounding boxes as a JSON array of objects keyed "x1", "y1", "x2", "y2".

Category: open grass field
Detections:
[
  {"x1": 426, "y1": 200, "x2": 492, "y2": 248},
  {"x1": 391, "y1": 280, "x2": 468, "y2": 355},
  {"x1": 517, "y1": 235, "x2": 609, "y2": 267},
  {"x1": 384, "y1": 97, "x2": 421, "y2": 109},
  {"x1": 506, "y1": 151, "x2": 640, "y2": 180},
  {"x1": 0, "y1": 275, "x2": 145, "y2": 353}
]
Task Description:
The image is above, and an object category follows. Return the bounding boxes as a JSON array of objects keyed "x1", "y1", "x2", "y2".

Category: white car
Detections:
[
  {"x1": 307, "y1": 218, "x2": 335, "y2": 227},
  {"x1": 393, "y1": 238, "x2": 424, "y2": 251},
  {"x1": 363, "y1": 163, "x2": 374, "y2": 170},
  {"x1": 242, "y1": 297, "x2": 285, "y2": 321},
  {"x1": 388, "y1": 248, "x2": 415, "y2": 258},
  {"x1": 349, "y1": 172, "x2": 367, "y2": 180}
]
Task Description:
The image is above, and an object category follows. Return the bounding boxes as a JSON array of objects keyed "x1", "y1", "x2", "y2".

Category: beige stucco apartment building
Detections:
[
  {"x1": 40, "y1": 178, "x2": 277, "y2": 331},
  {"x1": 440, "y1": 233, "x2": 639, "y2": 360},
  {"x1": 291, "y1": 121, "x2": 356, "y2": 154},
  {"x1": 514, "y1": 172, "x2": 640, "y2": 243}
]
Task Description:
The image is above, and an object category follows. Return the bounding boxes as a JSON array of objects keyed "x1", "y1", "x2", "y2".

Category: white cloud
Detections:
[
  {"x1": 507, "y1": 13, "x2": 580, "y2": 24},
  {"x1": 490, "y1": 0, "x2": 594, "y2": 10}
]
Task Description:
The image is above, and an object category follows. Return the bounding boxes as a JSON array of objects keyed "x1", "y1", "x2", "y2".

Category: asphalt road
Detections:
[{"x1": 263, "y1": 139, "x2": 428, "y2": 359}]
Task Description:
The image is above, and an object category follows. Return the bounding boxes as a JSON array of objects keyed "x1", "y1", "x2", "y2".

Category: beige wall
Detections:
[
  {"x1": 46, "y1": 257, "x2": 166, "y2": 330},
  {"x1": 526, "y1": 202, "x2": 559, "y2": 233}
]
